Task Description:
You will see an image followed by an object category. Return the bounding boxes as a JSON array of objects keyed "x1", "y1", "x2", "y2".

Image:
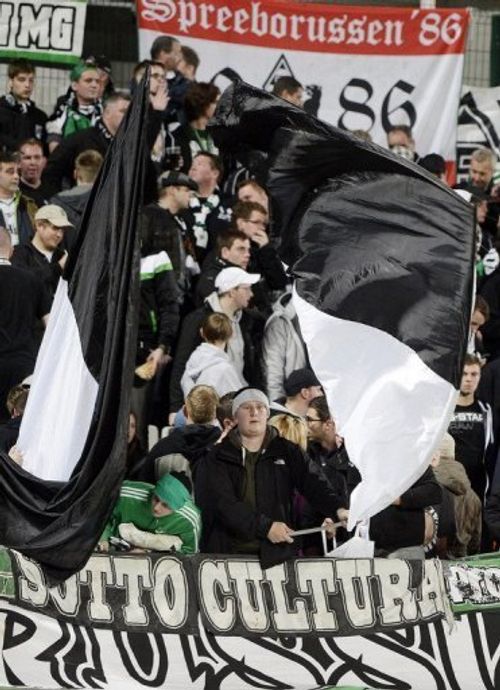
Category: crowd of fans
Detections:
[{"x1": 1, "y1": 36, "x2": 500, "y2": 564}]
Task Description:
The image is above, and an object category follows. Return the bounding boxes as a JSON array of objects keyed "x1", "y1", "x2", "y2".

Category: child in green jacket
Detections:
[{"x1": 98, "y1": 474, "x2": 201, "y2": 554}]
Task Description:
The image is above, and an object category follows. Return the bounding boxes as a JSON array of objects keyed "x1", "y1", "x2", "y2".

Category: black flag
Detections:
[
  {"x1": 0, "y1": 76, "x2": 149, "y2": 583},
  {"x1": 210, "y1": 82, "x2": 475, "y2": 528}
]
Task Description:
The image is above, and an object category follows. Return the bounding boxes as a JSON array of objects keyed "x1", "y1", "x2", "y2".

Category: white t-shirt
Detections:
[{"x1": 0, "y1": 196, "x2": 18, "y2": 245}]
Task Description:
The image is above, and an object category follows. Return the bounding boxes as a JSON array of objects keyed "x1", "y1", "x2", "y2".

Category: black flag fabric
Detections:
[
  {"x1": 0, "y1": 76, "x2": 149, "y2": 583},
  {"x1": 210, "y1": 82, "x2": 475, "y2": 529}
]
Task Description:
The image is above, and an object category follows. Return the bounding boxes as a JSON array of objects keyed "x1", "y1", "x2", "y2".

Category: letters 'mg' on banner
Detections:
[
  {"x1": 0, "y1": 0, "x2": 87, "y2": 65},
  {"x1": 137, "y1": 0, "x2": 470, "y2": 171}
]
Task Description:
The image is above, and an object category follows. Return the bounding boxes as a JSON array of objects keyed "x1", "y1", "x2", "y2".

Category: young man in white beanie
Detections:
[{"x1": 195, "y1": 387, "x2": 347, "y2": 569}]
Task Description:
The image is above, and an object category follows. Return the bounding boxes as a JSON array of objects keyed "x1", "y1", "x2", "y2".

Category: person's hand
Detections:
[
  {"x1": 491, "y1": 182, "x2": 500, "y2": 200},
  {"x1": 322, "y1": 518, "x2": 336, "y2": 539},
  {"x1": 8, "y1": 445, "x2": 23, "y2": 465},
  {"x1": 251, "y1": 228, "x2": 269, "y2": 247},
  {"x1": 150, "y1": 82, "x2": 169, "y2": 111},
  {"x1": 58, "y1": 250, "x2": 68, "y2": 270},
  {"x1": 336, "y1": 508, "x2": 349, "y2": 525},
  {"x1": 423, "y1": 512, "x2": 434, "y2": 545},
  {"x1": 216, "y1": 420, "x2": 235, "y2": 444},
  {"x1": 97, "y1": 541, "x2": 109, "y2": 553},
  {"x1": 267, "y1": 521, "x2": 294, "y2": 544},
  {"x1": 146, "y1": 347, "x2": 171, "y2": 376}
]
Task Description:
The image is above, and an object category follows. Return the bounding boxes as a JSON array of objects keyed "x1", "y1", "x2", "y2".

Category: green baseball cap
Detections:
[{"x1": 70, "y1": 60, "x2": 98, "y2": 82}]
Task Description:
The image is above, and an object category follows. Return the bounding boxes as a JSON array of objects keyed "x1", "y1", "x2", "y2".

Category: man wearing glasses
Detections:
[
  {"x1": 195, "y1": 387, "x2": 346, "y2": 567},
  {"x1": 232, "y1": 200, "x2": 288, "y2": 316}
]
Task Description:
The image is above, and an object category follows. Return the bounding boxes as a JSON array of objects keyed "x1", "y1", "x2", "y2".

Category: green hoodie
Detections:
[{"x1": 101, "y1": 480, "x2": 201, "y2": 554}]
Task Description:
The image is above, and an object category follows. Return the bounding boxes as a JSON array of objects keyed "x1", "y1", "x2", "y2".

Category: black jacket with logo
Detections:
[{"x1": 195, "y1": 430, "x2": 343, "y2": 568}]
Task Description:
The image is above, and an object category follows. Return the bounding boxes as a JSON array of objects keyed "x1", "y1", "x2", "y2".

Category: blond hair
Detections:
[
  {"x1": 185, "y1": 384, "x2": 219, "y2": 424},
  {"x1": 269, "y1": 414, "x2": 308, "y2": 451},
  {"x1": 75, "y1": 149, "x2": 103, "y2": 183},
  {"x1": 471, "y1": 148, "x2": 497, "y2": 169}
]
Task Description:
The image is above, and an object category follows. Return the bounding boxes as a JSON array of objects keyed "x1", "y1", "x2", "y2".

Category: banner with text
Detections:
[
  {"x1": 0, "y1": 0, "x2": 87, "y2": 65},
  {"x1": 0, "y1": 549, "x2": 447, "y2": 637},
  {"x1": 446, "y1": 554, "x2": 500, "y2": 614},
  {"x1": 138, "y1": 1, "x2": 469, "y2": 166},
  {"x1": 0, "y1": 600, "x2": 498, "y2": 689}
]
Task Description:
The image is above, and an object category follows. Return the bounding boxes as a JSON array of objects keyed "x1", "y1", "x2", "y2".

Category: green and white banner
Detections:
[
  {"x1": 446, "y1": 554, "x2": 500, "y2": 614},
  {"x1": 0, "y1": 0, "x2": 87, "y2": 65}
]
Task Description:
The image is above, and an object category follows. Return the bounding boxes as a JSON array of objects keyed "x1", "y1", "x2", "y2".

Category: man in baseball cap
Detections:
[
  {"x1": 12, "y1": 204, "x2": 73, "y2": 298},
  {"x1": 34, "y1": 204, "x2": 74, "y2": 229},
  {"x1": 214, "y1": 266, "x2": 260, "y2": 294},
  {"x1": 158, "y1": 170, "x2": 199, "y2": 193},
  {"x1": 270, "y1": 367, "x2": 323, "y2": 419}
]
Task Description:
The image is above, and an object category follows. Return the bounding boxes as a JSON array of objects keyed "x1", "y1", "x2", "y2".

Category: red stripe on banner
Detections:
[{"x1": 137, "y1": 1, "x2": 470, "y2": 56}]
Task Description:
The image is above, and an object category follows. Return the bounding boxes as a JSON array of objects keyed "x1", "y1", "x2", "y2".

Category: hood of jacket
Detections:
[
  {"x1": 167, "y1": 424, "x2": 221, "y2": 463},
  {"x1": 433, "y1": 457, "x2": 470, "y2": 496},
  {"x1": 54, "y1": 186, "x2": 91, "y2": 211},
  {"x1": 269, "y1": 291, "x2": 296, "y2": 322},
  {"x1": 206, "y1": 291, "x2": 242, "y2": 323},
  {"x1": 184, "y1": 343, "x2": 230, "y2": 383}
]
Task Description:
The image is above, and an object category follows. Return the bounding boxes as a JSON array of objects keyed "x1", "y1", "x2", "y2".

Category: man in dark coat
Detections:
[
  {"x1": 0, "y1": 59, "x2": 47, "y2": 152},
  {"x1": 12, "y1": 204, "x2": 73, "y2": 300},
  {"x1": 0, "y1": 151, "x2": 37, "y2": 246},
  {"x1": 130, "y1": 383, "x2": 221, "y2": 487},
  {"x1": 195, "y1": 388, "x2": 346, "y2": 568},
  {"x1": 42, "y1": 92, "x2": 131, "y2": 196},
  {"x1": 0, "y1": 229, "x2": 50, "y2": 420}
]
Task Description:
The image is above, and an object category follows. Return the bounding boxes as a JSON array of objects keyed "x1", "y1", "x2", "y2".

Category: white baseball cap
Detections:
[{"x1": 215, "y1": 266, "x2": 261, "y2": 293}]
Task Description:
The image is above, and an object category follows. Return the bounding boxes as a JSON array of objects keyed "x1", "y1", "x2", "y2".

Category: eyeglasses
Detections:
[{"x1": 305, "y1": 415, "x2": 323, "y2": 423}]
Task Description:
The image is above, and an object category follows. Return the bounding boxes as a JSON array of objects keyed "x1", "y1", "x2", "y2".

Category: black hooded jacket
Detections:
[
  {"x1": 369, "y1": 467, "x2": 442, "y2": 553},
  {"x1": 195, "y1": 429, "x2": 343, "y2": 568},
  {"x1": 129, "y1": 424, "x2": 221, "y2": 487}
]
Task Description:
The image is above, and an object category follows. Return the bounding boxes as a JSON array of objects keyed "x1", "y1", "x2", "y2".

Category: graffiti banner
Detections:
[
  {"x1": 446, "y1": 554, "x2": 500, "y2": 614},
  {"x1": 137, "y1": 1, "x2": 469, "y2": 168},
  {"x1": 1, "y1": 549, "x2": 500, "y2": 688},
  {"x1": 0, "y1": 602, "x2": 498, "y2": 688},
  {"x1": 3, "y1": 550, "x2": 448, "y2": 637},
  {"x1": 0, "y1": 0, "x2": 87, "y2": 65}
]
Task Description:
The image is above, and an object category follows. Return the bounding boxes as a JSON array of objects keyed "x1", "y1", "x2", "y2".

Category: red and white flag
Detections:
[{"x1": 137, "y1": 1, "x2": 470, "y2": 174}]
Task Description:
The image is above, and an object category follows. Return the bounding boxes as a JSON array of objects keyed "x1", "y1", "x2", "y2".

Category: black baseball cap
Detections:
[
  {"x1": 284, "y1": 368, "x2": 322, "y2": 396},
  {"x1": 158, "y1": 170, "x2": 198, "y2": 192}
]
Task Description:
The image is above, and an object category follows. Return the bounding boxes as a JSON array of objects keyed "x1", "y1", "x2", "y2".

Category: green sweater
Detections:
[{"x1": 101, "y1": 480, "x2": 201, "y2": 554}]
